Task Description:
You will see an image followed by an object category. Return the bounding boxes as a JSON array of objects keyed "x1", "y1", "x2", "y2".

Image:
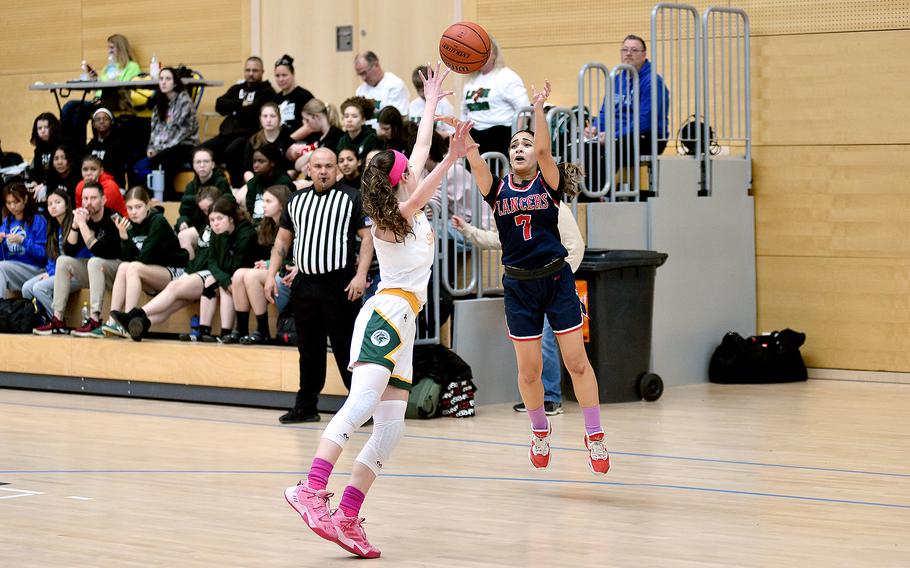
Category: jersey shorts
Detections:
[
  {"x1": 502, "y1": 263, "x2": 584, "y2": 341},
  {"x1": 349, "y1": 290, "x2": 419, "y2": 391}
]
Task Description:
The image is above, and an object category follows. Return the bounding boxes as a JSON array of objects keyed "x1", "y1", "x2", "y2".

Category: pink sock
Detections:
[
  {"x1": 581, "y1": 405, "x2": 602, "y2": 435},
  {"x1": 527, "y1": 405, "x2": 549, "y2": 431},
  {"x1": 339, "y1": 485, "x2": 366, "y2": 518},
  {"x1": 306, "y1": 457, "x2": 333, "y2": 491}
]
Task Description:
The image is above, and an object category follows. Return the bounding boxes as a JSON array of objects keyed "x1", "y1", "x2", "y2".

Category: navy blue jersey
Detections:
[{"x1": 484, "y1": 171, "x2": 567, "y2": 269}]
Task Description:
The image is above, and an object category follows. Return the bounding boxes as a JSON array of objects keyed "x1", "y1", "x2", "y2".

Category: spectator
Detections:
[
  {"x1": 61, "y1": 33, "x2": 141, "y2": 150},
  {"x1": 204, "y1": 56, "x2": 275, "y2": 184},
  {"x1": 43, "y1": 146, "x2": 81, "y2": 204},
  {"x1": 451, "y1": 200, "x2": 586, "y2": 416},
  {"x1": 409, "y1": 64, "x2": 456, "y2": 137},
  {"x1": 27, "y1": 112, "x2": 63, "y2": 188},
  {"x1": 592, "y1": 35, "x2": 669, "y2": 160},
  {"x1": 272, "y1": 55, "x2": 315, "y2": 139},
  {"x1": 426, "y1": 133, "x2": 474, "y2": 247},
  {"x1": 101, "y1": 187, "x2": 189, "y2": 337},
  {"x1": 23, "y1": 189, "x2": 80, "y2": 318},
  {"x1": 264, "y1": 147, "x2": 373, "y2": 424},
  {"x1": 119, "y1": 196, "x2": 256, "y2": 342},
  {"x1": 0, "y1": 138, "x2": 25, "y2": 171},
  {"x1": 241, "y1": 102, "x2": 293, "y2": 183},
  {"x1": 376, "y1": 106, "x2": 415, "y2": 154},
  {"x1": 32, "y1": 182, "x2": 120, "y2": 336},
  {"x1": 177, "y1": 185, "x2": 221, "y2": 262},
  {"x1": 175, "y1": 147, "x2": 232, "y2": 236},
  {"x1": 76, "y1": 155, "x2": 126, "y2": 217},
  {"x1": 228, "y1": 184, "x2": 292, "y2": 344},
  {"x1": 235, "y1": 144, "x2": 293, "y2": 225},
  {"x1": 85, "y1": 108, "x2": 129, "y2": 189},
  {"x1": 141, "y1": 67, "x2": 199, "y2": 201},
  {"x1": 336, "y1": 148, "x2": 361, "y2": 189},
  {"x1": 337, "y1": 96, "x2": 381, "y2": 163},
  {"x1": 0, "y1": 182, "x2": 47, "y2": 298},
  {"x1": 460, "y1": 36, "x2": 529, "y2": 156},
  {"x1": 353, "y1": 51, "x2": 409, "y2": 125},
  {"x1": 286, "y1": 98, "x2": 344, "y2": 173}
]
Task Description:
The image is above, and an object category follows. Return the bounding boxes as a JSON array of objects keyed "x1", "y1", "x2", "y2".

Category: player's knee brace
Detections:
[
  {"x1": 355, "y1": 399, "x2": 407, "y2": 476},
  {"x1": 321, "y1": 388, "x2": 381, "y2": 448}
]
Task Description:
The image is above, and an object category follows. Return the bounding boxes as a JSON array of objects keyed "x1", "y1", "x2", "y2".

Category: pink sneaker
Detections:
[
  {"x1": 529, "y1": 424, "x2": 552, "y2": 469},
  {"x1": 330, "y1": 509, "x2": 381, "y2": 558},
  {"x1": 585, "y1": 431, "x2": 611, "y2": 475},
  {"x1": 284, "y1": 481, "x2": 336, "y2": 541}
]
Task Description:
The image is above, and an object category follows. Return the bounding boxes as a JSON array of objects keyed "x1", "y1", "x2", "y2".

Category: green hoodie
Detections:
[
  {"x1": 206, "y1": 218, "x2": 256, "y2": 288},
  {"x1": 245, "y1": 171, "x2": 293, "y2": 224},
  {"x1": 176, "y1": 169, "x2": 233, "y2": 232},
  {"x1": 121, "y1": 209, "x2": 189, "y2": 267}
]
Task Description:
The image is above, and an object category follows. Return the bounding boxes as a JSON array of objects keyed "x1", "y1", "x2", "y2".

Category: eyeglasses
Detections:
[
  {"x1": 356, "y1": 63, "x2": 374, "y2": 78},
  {"x1": 620, "y1": 47, "x2": 644, "y2": 54}
]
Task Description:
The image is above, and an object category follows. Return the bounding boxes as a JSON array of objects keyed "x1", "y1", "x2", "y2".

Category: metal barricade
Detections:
[
  {"x1": 651, "y1": 3, "x2": 701, "y2": 192},
  {"x1": 702, "y1": 6, "x2": 751, "y2": 194},
  {"x1": 545, "y1": 106, "x2": 580, "y2": 166},
  {"x1": 577, "y1": 63, "x2": 611, "y2": 198},
  {"x1": 511, "y1": 106, "x2": 534, "y2": 134},
  {"x1": 415, "y1": 201, "x2": 444, "y2": 346},
  {"x1": 440, "y1": 158, "x2": 477, "y2": 297},
  {"x1": 476, "y1": 151, "x2": 508, "y2": 297},
  {"x1": 610, "y1": 64, "x2": 641, "y2": 201}
]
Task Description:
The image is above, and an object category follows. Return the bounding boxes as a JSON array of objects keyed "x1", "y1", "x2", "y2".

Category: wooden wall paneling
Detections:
[
  {"x1": 750, "y1": 30, "x2": 910, "y2": 146},
  {"x1": 753, "y1": 145, "x2": 910, "y2": 258},
  {"x1": 0, "y1": 72, "x2": 73, "y2": 158},
  {"x1": 757, "y1": 255, "x2": 910, "y2": 372},
  {"x1": 81, "y1": 0, "x2": 243, "y2": 70},
  {"x1": 736, "y1": 0, "x2": 910, "y2": 36},
  {"x1": 0, "y1": 1, "x2": 82, "y2": 75}
]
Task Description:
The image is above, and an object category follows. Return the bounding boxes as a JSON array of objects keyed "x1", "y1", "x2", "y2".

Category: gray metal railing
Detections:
[
  {"x1": 511, "y1": 106, "x2": 534, "y2": 134},
  {"x1": 439, "y1": 158, "x2": 478, "y2": 298},
  {"x1": 610, "y1": 64, "x2": 641, "y2": 201},
  {"x1": 703, "y1": 6, "x2": 751, "y2": 193},
  {"x1": 415, "y1": 201, "x2": 443, "y2": 346},
  {"x1": 651, "y1": 3, "x2": 701, "y2": 192},
  {"x1": 577, "y1": 62, "x2": 611, "y2": 199}
]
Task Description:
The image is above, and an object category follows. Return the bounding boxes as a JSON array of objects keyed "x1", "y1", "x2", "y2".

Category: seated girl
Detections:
[
  {"x1": 101, "y1": 187, "x2": 189, "y2": 337},
  {"x1": 115, "y1": 197, "x2": 256, "y2": 342},
  {"x1": 241, "y1": 102, "x2": 294, "y2": 184},
  {"x1": 233, "y1": 143, "x2": 292, "y2": 225},
  {"x1": 287, "y1": 98, "x2": 345, "y2": 173},
  {"x1": 175, "y1": 147, "x2": 232, "y2": 234},
  {"x1": 76, "y1": 155, "x2": 126, "y2": 216},
  {"x1": 336, "y1": 96, "x2": 381, "y2": 163},
  {"x1": 43, "y1": 146, "x2": 81, "y2": 204},
  {"x1": 336, "y1": 148, "x2": 362, "y2": 189},
  {"x1": 376, "y1": 106, "x2": 415, "y2": 154},
  {"x1": 26, "y1": 113, "x2": 63, "y2": 192},
  {"x1": 0, "y1": 182, "x2": 47, "y2": 298},
  {"x1": 227, "y1": 184, "x2": 292, "y2": 344},
  {"x1": 23, "y1": 189, "x2": 82, "y2": 318},
  {"x1": 177, "y1": 185, "x2": 223, "y2": 260}
]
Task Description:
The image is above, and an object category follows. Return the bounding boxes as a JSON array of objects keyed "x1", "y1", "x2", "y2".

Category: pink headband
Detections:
[{"x1": 387, "y1": 150, "x2": 408, "y2": 187}]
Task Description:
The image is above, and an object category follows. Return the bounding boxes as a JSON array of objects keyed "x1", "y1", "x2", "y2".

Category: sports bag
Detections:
[
  {"x1": 709, "y1": 329, "x2": 808, "y2": 384},
  {"x1": 406, "y1": 378, "x2": 441, "y2": 419},
  {"x1": 0, "y1": 298, "x2": 40, "y2": 333}
]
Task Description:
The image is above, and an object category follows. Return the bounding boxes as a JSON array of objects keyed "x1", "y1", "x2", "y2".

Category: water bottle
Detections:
[
  {"x1": 150, "y1": 55, "x2": 160, "y2": 79},
  {"x1": 80, "y1": 60, "x2": 89, "y2": 81},
  {"x1": 80, "y1": 302, "x2": 90, "y2": 325},
  {"x1": 106, "y1": 54, "x2": 117, "y2": 80},
  {"x1": 190, "y1": 314, "x2": 199, "y2": 330}
]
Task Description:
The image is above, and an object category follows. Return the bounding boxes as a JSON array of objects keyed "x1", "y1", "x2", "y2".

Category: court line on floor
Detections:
[
  {"x1": 2, "y1": 399, "x2": 909, "y2": 480},
  {"x1": 0, "y1": 469, "x2": 907, "y2": 510}
]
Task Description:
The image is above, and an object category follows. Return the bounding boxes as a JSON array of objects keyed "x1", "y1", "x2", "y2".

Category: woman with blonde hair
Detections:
[{"x1": 287, "y1": 98, "x2": 345, "y2": 173}]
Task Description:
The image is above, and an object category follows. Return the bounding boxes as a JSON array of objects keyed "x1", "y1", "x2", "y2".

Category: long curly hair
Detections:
[
  {"x1": 557, "y1": 162, "x2": 584, "y2": 200},
  {"x1": 361, "y1": 150, "x2": 411, "y2": 242}
]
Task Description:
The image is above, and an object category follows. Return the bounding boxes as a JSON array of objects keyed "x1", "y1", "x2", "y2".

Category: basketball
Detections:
[{"x1": 439, "y1": 21, "x2": 491, "y2": 74}]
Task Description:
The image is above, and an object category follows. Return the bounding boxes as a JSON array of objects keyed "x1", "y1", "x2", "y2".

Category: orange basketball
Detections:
[{"x1": 439, "y1": 21, "x2": 491, "y2": 74}]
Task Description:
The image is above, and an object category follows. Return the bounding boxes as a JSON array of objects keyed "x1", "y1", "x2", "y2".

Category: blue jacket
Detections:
[
  {"x1": 0, "y1": 214, "x2": 48, "y2": 268},
  {"x1": 596, "y1": 60, "x2": 669, "y2": 139}
]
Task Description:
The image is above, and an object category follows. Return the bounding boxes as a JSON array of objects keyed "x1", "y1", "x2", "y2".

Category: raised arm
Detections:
[
  {"x1": 408, "y1": 62, "x2": 453, "y2": 177},
  {"x1": 531, "y1": 81, "x2": 559, "y2": 189},
  {"x1": 400, "y1": 121, "x2": 477, "y2": 219}
]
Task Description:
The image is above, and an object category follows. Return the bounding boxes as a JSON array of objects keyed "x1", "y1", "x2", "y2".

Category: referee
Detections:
[{"x1": 265, "y1": 148, "x2": 374, "y2": 424}]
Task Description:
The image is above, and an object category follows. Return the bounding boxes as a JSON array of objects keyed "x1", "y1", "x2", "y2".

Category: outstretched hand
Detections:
[
  {"x1": 530, "y1": 80, "x2": 552, "y2": 108},
  {"x1": 420, "y1": 61, "x2": 454, "y2": 105},
  {"x1": 446, "y1": 121, "x2": 479, "y2": 161}
]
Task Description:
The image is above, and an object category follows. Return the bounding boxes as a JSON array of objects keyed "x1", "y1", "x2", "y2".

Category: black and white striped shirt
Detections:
[{"x1": 279, "y1": 184, "x2": 366, "y2": 274}]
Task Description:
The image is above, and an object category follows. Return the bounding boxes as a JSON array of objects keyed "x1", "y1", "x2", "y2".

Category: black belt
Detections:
[{"x1": 503, "y1": 258, "x2": 566, "y2": 281}]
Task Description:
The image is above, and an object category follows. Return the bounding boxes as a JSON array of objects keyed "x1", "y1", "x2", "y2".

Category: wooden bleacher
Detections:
[{"x1": 0, "y1": 200, "x2": 347, "y2": 405}]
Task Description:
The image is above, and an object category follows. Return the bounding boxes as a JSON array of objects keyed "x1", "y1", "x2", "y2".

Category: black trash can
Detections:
[{"x1": 563, "y1": 249, "x2": 668, "y2": 403}]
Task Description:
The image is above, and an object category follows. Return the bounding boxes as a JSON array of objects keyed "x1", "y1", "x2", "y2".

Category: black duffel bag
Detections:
[
  {"x1": 709, "y1": 329, "x2": 808, "y2": 384},
  {"x1": 0, "y1": 298, "x2": 40, "y2": 333}
]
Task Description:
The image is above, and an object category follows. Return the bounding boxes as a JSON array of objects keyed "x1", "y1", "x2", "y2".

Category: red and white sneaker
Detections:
[
  {"x1": 284, "y1": 481, "x2": 336, "y2": 541},
  {"x1": 71, "y1": 318, "x2": 101, "y2": 338},
  {"x1": 529, "y1": 424, "x2": 552, "y2": 469},
  {"x1": 330, "y1": 509, "x2": 381, "y2": 559},
  {"x1": 584, "y1": 431, "x2": 611, "y2": 475},
  {"x1": 33, "y1": 316, "x2": 69, "y2": 336}
]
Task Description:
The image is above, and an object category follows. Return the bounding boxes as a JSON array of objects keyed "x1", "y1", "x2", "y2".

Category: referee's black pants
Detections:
[{"x1": 291, "y1": 269, "x2": 358, "y2": 414}]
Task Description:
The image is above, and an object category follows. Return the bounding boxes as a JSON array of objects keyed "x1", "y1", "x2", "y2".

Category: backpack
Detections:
[
  {"x1": 405, "y1": 378, "x2": 442, "y2": 419},
  {"x1": 709, "y1": 329, "x2": 808, "y2": 384},
  {"x1": 275, "y1": 308, "x2": 297, "y2": 346},
  {"x1": 412, "y1": 344, "x2": 477, "y2": 418},
  {"x1": 0, "y1": 298, "x2": 40, "y2": 333}
]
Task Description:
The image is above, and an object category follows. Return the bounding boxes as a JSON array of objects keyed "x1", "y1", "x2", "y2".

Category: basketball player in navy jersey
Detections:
[{"x1": 460, "y1": 81, "x2": 610, "y2": 474}]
